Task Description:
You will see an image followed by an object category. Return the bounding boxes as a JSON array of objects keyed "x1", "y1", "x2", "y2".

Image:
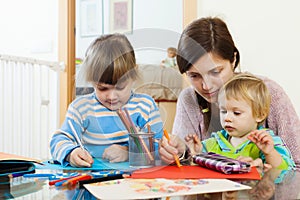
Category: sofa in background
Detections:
[{"x1": 133, "y1": 64, "x2": 189, "y2": 133}]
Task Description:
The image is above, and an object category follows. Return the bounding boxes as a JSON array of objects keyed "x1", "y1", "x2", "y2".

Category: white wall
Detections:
[
  {"x1": 76, "y1": 0, "x2": 183, "y2": 65},
  {"x1": 198, "y1": 0, "x2": 300, "y2": 117},
  {"x1": 4, "y1": 0, "x2": 297, "y2": 116},
  {"x1": 0, "y1": 0, "x2": 58, "y2": 61}
]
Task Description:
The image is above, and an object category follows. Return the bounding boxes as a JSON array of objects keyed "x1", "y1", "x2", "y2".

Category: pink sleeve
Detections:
[
  {"x1": 264, "y1": 77, "x2": 300, "y2": 167},
  {"x1": 172, "y1": 87, "x2": 201, "y2": 139}
]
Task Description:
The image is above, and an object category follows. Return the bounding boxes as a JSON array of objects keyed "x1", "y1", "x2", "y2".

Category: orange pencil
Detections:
[{"x1": 163, "y1": 129, "x2": 181, "y2": 168}]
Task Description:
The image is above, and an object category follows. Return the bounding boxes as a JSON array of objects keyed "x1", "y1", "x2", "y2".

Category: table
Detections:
[{"x1": 1, "y1": 168, "x2": 300, "y2": 200}]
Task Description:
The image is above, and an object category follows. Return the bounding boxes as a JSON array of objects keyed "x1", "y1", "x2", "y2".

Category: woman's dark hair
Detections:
[{"x1": 177, "y1": 17, "x2": 240, "y2": 133}]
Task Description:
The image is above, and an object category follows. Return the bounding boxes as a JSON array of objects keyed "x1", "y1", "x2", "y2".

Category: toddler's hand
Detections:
[
  {"x1": 67, "y1": 147, "x2": 94, "y2": 167},
  {"x1": 248, "y1": 130, "x2": 274, "y2": 155},
  {"x1": 184, "y1": 134, "x2": 202, "y2": 155},
  {"x1": 237, "y1": 156, "x2": 272, "y2": 174},
  {"x1": 102, "y1": 144, "x2": 128, "y2": 163}
]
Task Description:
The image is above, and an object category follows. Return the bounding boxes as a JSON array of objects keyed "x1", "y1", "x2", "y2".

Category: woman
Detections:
[{"x1": 159, "y1": 17, "x2": 300, "y2": 169}]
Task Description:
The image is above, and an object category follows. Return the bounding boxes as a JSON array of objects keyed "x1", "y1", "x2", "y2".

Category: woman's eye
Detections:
[
  {"x1": 233, "y1": 112, "x2": 241, "y2": 115},
  {"x1": 211, "y1": 69, "x2": 221, "y2": 75},
  {"x1": 210, "y1": 67, "x2": 223, "y2": 76},
  {"x1": 187, "y1": 73, "x2": 201, "y2": 79}
]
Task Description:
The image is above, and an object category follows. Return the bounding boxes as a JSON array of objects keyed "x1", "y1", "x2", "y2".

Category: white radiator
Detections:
[{"x1": 0, "y1": 54, "x2": 64, "y2": 160}]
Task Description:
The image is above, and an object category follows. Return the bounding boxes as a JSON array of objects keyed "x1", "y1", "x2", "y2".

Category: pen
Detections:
[
  {"x1": 68, "y1": 119, "x2": 85, "y2": 150},
  {"x1": 78, "y1": 173, "x2": 125, "y2": 189},
  {"x1": 8, "y1": 172, "x2": 26, "y2": 178},
  {"x1": 163, "y1": 129, "x2": 182, "y2": 168},
  {"x1": 13, "y1": 172, "x2": 25, "y2": 178}
]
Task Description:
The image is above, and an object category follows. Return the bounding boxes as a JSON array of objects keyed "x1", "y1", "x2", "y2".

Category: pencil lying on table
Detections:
[
  {"x1": 163, "y1": 129, "x2": 182, "y2": 168},
  {"x1": 78, "y1": 173, "x2": 126, "y2": 189},
  {"x1": 50, "y1": 175, "x2": 81, "y2": 186},
  {"x1": 61, "y1": 174, "x2": 92, "y2": 186}
]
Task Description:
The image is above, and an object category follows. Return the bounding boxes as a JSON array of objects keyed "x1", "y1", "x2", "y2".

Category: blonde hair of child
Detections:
[
  {"x1": 219, "y1": 73, "x2": 271, "y2": 123},
  {"x1": 81, "y1": 33, "x2": 138, "y2": 85}
]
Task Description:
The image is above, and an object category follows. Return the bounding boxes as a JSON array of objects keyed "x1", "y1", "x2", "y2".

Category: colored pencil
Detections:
[
  {"x1": 61, "y1": 174, "x2": 92, "y2": 186},
  {"x1": 23, "y1": 173, "x2": 56, "y2": 178},
  {"x1": 117, "y1": 108, "x2": 154, "y2": 162},
  {"x1": 124, "y1": 108, "x2": 154, "y2": 161},
  {"x1": 147, "y1": 124, "x2": 154, "y2": 153},
  {"x1": 49, "y1": 175, "x2": 81, "y2": 186},
  {"x1": 78, "y1": 173, "x2": 125, "y2": 188}
]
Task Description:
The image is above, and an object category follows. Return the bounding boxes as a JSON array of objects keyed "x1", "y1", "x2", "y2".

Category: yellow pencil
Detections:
[{"x1": 163, "y1": 129, "x2": 181, "y2": 168}]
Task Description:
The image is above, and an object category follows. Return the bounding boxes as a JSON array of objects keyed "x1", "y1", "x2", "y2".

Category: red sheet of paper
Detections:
[{"x1": 131, "y1": 165, "x2": 261, "y2": 180}]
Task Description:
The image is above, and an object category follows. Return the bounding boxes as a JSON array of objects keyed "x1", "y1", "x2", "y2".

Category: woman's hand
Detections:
[
  {"x1": 102, "y1": 144, "x2": 128, "y2": 163},
  {"x1": 159, "y1": 134, "x2": 186, "y2": 164},
  {"x1": 67, "y1": 147, "x2": 94, "y2": 167}
]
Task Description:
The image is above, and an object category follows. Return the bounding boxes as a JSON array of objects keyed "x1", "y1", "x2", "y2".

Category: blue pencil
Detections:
[{"x1": 23, "y1": 173, "x2": 56, "y2": 178}]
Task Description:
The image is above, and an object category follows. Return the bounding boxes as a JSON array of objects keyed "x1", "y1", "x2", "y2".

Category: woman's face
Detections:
[
  {"x1": 93, "y1": 79, "x2": 133, "y2": 110},
  {"x1": 186, "y1": 52, "x2": 235, "y2": 103}
]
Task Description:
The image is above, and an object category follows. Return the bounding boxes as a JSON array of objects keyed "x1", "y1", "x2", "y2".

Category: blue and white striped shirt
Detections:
[{"x1": 50, "y1": 92, "x2": 163, "y2": 165}]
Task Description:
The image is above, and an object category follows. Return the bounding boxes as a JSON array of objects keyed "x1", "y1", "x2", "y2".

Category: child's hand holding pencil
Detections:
[
  {"x1": 66, "y1": 120, "x2": 94, "y2": 167},
  {"x1": 67, "y1": 148, "x2": 94, "y2": 167}
]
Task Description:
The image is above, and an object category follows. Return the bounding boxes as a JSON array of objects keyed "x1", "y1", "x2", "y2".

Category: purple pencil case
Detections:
[{"x1": 192, "y1": 152, "x2": 251, "y2": 174}]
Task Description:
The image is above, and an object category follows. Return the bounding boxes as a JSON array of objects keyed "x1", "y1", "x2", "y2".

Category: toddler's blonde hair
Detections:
[{"x1": 219, "y1": 73, "x2": 271, "y2": 123}]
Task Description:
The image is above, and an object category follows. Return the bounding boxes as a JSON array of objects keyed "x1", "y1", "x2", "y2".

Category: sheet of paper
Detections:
[
  {"x1": 84, "y1": 178, "x2": 251, "y2": 199},
  {"x1": 131, "y1": 165, "x2": 261, "y2": 180}
]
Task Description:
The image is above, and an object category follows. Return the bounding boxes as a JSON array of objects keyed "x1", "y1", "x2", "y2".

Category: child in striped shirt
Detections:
[{"x1": 50, "y1": 33, "x2": 163, "y2": 167}]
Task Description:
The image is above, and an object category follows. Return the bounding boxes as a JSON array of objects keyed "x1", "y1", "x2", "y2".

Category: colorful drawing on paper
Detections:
[
  {"x1": 91, "y1": 179, "x2": 204, "y2": 194},
  {"x1": 85, "y1": 178, "x2": 251, "y2": 199},
  {"x1": 129, "y1": 179, "x2": 194, "y2": 194}
]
